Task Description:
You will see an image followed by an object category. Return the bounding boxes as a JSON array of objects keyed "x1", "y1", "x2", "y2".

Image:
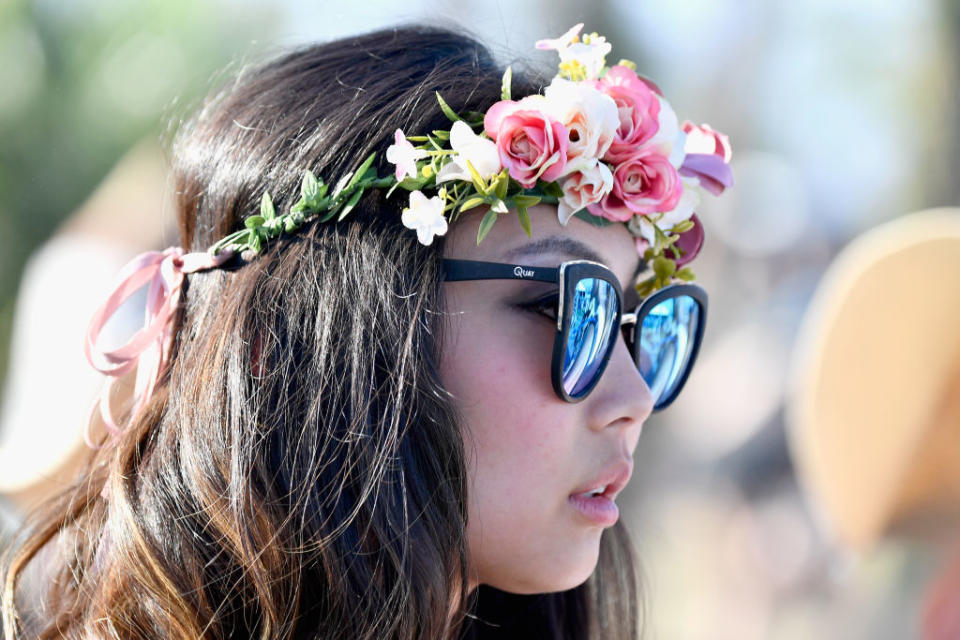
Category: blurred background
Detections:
[{"x1": 1, "y1": 0, "x2": 959, "y2": 637}]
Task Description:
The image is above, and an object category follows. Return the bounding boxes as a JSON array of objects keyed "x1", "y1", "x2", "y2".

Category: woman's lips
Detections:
[
  {"x1": 568, "y1": 493, "x2": 619, "y2": 527},
  {"x1": 568, "y1": 460, "x2": 632, "y2": 527}
]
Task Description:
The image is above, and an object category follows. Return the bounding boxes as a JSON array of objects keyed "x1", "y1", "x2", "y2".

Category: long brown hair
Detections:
[{"x1": 1, "y1": 26, "x2": 643, "y2": 639}]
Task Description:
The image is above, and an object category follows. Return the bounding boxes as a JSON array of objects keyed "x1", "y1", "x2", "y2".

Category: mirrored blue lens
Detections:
[
  {"x1": 563, "y1": 277, "x2": 619, "y2": 397},
  {"x1": 637, "y1": 295, "x2": 700, "y2": 407}
]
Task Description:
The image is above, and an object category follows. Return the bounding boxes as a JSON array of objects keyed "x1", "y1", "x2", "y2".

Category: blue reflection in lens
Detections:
[
  {"x1": 638, "y1": 295, "x2": 700, "y2": 406},
  {"x1": 563, "y1": 277, "x2": 619, "y2": 397}
]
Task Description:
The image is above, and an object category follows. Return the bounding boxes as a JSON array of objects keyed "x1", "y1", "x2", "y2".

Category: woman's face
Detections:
[{"x1": 441, "y1": 204, "x2": 655, "y2": 594}]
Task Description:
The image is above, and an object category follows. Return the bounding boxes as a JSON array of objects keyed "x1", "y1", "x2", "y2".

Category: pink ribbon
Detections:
[{"x1": 84, "y1": 247, "x2": 232, "y2": 447}]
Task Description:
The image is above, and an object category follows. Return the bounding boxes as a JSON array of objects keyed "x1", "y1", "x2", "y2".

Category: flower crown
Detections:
[
  {"x1": 214, "y1": 23, "x2": 734, "y2": 295},
  {"x1": 84, "y1": 25, "x2": 733, "y2": 445}
]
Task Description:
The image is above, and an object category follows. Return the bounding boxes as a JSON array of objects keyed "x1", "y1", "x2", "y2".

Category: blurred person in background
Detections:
[
  {"x1": 0, "y1": 23, "x2": 733, "y2": 639},
  {"x1": 0, "y1": 141, "x2": 173, "y2": 525},
  {"x1": 788, "y1": 208, "x2": 960, "y2": 640}
]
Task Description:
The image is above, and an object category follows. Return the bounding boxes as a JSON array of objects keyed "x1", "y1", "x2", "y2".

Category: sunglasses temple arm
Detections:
[{"x1": 441, "y1": 259, "x2": 559, "y2": 283}]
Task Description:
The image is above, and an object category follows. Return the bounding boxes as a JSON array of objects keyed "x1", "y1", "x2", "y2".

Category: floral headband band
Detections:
[{"x1": 83, "y1": 25, "x2": 733, "y2": 444}]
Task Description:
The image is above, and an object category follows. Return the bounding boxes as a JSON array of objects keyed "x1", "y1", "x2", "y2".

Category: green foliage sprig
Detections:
[
  {"x1": 207, "y1": 69, "x2": 700, "y2": 298},
  {"x1": 211, "y1": 153, "x2": 393, "y2": 256}
]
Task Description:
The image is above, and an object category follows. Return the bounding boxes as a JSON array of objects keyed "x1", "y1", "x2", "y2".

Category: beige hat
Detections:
[{"x1": 787, "y1": 208, "x2": 960, "y2": 549}]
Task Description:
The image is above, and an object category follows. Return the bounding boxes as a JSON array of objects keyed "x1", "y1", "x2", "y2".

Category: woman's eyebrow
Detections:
[
  {"x1": 502, "y1": 235, "x2": 646, "y2": 287},
  {"x1": 501, "y1": 236, "x2": 604, "y2": 263}
]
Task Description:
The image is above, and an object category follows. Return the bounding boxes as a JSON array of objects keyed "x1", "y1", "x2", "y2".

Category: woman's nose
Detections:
[{"x1": 585, "y1": 335, "x2": 655, "y2": 441}]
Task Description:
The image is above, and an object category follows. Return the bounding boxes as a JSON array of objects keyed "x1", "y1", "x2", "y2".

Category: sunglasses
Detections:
[{"x1": 442, "y1": 258, "x2": 707, "y2": 411}]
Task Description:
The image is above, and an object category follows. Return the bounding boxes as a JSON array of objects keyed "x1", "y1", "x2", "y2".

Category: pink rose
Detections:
[
  {"x1": 557, "y1": 162, "x2": 614, "y2": 225},
  {"x1": 484, "y1": 99, "x2": 569, "y2": 188},
  {"x1": 593, "y1": 65, "x2": 661, "y2": 163},
  {"x1": 588, "y1": 148, "x2": 682, "y2": 222},
  {"x1": 681, "y1": 122, "x2": 732, "y2": 161},
  {"x1": 679, "y1": 122, "x2": 734, "y2": 196}
]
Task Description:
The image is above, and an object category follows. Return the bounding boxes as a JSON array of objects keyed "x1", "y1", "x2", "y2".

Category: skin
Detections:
[{"x1": 440, "y1": 204, "x2": 655, "y2": 595}]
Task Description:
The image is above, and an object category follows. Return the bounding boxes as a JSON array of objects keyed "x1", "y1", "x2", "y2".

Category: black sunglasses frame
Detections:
[
  {"x1": 628, "y1": 280, "x2": 708, "y2": 410},
  {"x1": 442, "y1": 258, "x2": 708, "y2": 411}
]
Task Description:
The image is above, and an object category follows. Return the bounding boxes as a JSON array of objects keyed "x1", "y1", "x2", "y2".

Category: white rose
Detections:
[
  {"x1": 543, "y1": 78, "x2": 619, "y2": 176},
  {"x1": 557, "y1": 161, "x2": 614, "y2": 225}
]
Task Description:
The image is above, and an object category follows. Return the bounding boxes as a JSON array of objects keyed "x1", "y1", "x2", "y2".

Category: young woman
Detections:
[{"x1": 1, "y1": 23, "x2": 731, "y2": 639}]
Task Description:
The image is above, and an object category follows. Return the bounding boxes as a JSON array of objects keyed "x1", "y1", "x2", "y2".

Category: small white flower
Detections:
[
  {"x1": 401, "y1": 190, "x2": 448, "y2": 246},
  {"x1": 561, "y1": 38, "x2": 611, "y2": 80},
  {"x1": 435, "y1": 121, "x2": 501, "y2": 184},
  {"x1": 536, "y1": 24, "x2": 611, "y2": 80},
  {"x1": 386, "y1": 129, "x2": 428, "y2": 181},
  {"x1": 627, "y1": 176, "x2": 700, "y2": 245},
  {"x1": 535, "y1": 23, "x2": 584, "y2": 52}
]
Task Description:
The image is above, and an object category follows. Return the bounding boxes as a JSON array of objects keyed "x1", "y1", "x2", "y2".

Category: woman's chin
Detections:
[{"x1": 480, "y1": 542, "x2": 601, "y2": 595}]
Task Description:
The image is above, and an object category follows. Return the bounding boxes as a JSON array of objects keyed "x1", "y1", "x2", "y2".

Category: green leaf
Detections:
[
  {"x1": 512, "y1": 194, "x2": 540, "y2": 208},
  {"x1": 245, "y1": 215, "x2": 265, "y2": 229},
  {"x1": 338, "y1": 187, "x2": 365, "y2": 220},
  {"x1": 501, "y1": 66, "x2": 513, "y2": 101},
  {"x1": 459, "y1": 196, "x2": 487, "y2": 212},
  {"x1": 260, "y1": 192, "x2": 276, "y2": 220},
  {"x1": 517, "y1": 206, "x2": 532, "y2": 237},
  {"x1": 573, "y1": 210, "x2": 613, "y2": 227},
  {"x1": 345, "y1": 153, "x2": 377, "y2": 192},
  {"x1": 462, "y1": 111, "x2": 486, "y2": 130},
  {"x1": 249, "y1": 233, "x2": 262, "y2": 254},
  {"x1": 387, "y1": 175, "x2": 429, "y2": 198},
  {"x1": 332, "y1": 172, "x2": 352, "y2": 199},
  {"x1": 301, "y1": 171, "x2": 321, "y2": 202},
  {"x1": 431, "y1": 129, "x2": 451, "y2": 141},
  {"x1": 635, "y1": 278, "x2": 656, "y2": 298},
  {"x1": 652, "y1": 256, "x2": 677, "y2": 281},
  {"x1": 319, "y1": 204, "x2": 340, "y2": 223},
  {"x1": 400, "y1": 176, "x2": 428, "y2": 189},
  {"x1": 675, "y1": 267, "x2": 696, "y2": 282},
  {"x1": 465, "y1": 159, "x2": 488, "y2": 194},
  {"x1": 435, "y1": 91, "x2": 462, "y2": 123},
  {"x1": 476, "y1": 209, "x2": 499, "y2": 244},
  {"x1": 671, "y1": 219, "x2": 695, "y2": 234},
  {"x1": 493, "y1": 173, "x2": 508, "y2": 200},
  {"x1": 542, "y1": 181, "x2": 564, "y2": 199}
]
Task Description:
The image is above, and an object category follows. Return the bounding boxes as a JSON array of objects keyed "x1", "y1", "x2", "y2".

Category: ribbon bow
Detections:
[{"x1": 84, "y1": 247, "x2": 232, "y2": 447}]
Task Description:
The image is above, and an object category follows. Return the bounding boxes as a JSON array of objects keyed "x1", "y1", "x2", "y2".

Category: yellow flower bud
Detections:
[
  {"x1": 558, "y1": 60, "x2": 588, "y2": 82},
  {"x1": 421, "y1": 165, "x2": 433, "y2": 178},
  {"x1": 582, "y1": 32, "x2": 601, "y2": 45}
]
